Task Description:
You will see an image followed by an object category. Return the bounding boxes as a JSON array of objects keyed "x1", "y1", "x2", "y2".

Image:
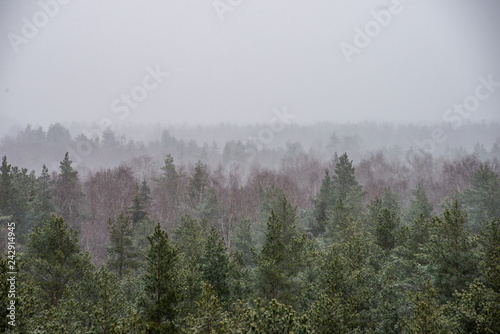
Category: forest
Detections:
[{"x1": 1, "y1": 122, "x2": 500, "y2": 333}]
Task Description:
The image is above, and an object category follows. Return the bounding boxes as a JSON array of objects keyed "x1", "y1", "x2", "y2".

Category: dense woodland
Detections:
[{"x1": 1, "y1": 123, "x2": 500, "y2": 333}]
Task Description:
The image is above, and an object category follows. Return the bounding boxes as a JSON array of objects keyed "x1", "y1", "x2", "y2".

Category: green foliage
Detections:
[
  {"x1": 478, "y1": 219, "x2": 500, "y2": 292},
  {"x1": 129, "y1": 180, "x2": 151, "y2": 225},
  {"x1": 375, "y1": 208, "x2": 399, "y2": 251},
  {"x1": 233, "y1": 298, "x2": 310, "y2": 333},
  {"x1": 184, "y1": 283, "x2": 231, "y2": 333},
  {"x1": 255, "y1": 211, "x2": 306, "y2": 307},
  {"x1": 382, "y1": 186, "x2": 401, "y2": 215},
  {"x1": 107, "y1": 212, "x2": 138, "y2": 278},
  {"x1": 173, "y1": 214, "x2": 208, "y2": 263},
  {"x1": 141, "y1": 223, "x2": 181, "y2": 332},
  {"x1": 403, "y1": 281, "x2": 453, "y2": 334},
  {"x1": 450, "y1": 280, "x2": 500, "y2": 333},
  {"x1": 189, "y1": 160, "x2": 209, "y2": 207},
  {"x1": 311, "y1": 169, "x2": 334, "y2": 236},
  {"x1": 333, "y1": 152, "x2": 360, "y2": 201},
  {"x1": 405, "y1": 182, "x2": 434, "y2": 224},
  {"x1": 464, "y1": 164, "x2": 500, "y2": 232},
  {"x1": 54, "y1": 153, "x2": 84, "y2": 230},
  {"x1": 201, "y1": 227, "x2": 230, "y2": 302},
  {"x1": 231, "y1": 218, "x2": 254, "y2": 267},
  {"x1": 24, "y1": 215, "x2": 94, "y2": 307},
  {"x1": 425, "y1": 201, "x2": 478, "y2": 300},
  {"x1": 308, "y1": 290, "x2": 359, "y2": 333}
]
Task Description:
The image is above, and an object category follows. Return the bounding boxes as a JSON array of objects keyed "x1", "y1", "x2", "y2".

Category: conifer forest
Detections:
[{"x1": 1, "y1": 123, "x2": 500, "y2": 333}]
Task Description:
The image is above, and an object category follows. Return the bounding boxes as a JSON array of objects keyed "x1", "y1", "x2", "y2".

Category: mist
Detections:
[{"x1": 1, "y1": 0, "x2": 500, "y2": 133}]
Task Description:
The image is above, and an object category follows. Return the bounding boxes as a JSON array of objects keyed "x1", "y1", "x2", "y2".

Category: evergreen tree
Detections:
[
  {"x1": 201, "y1": 227, "x2": 230, "y2": 302},
  {"x1": 231, "y1": 218, "x2": 254, "y2": 267},
  {"x1": 375, "y1": 208, "x2": 400, "y2": 251},
  {"x1": 332, "y1": 152, "x2": 362, "y2": 201},
  {"x1": 189, "y1": 160, "x2": 209, "y2": 206},
  {"x1": 255, "y1": 211, "x2": 306, "y2": 306},
  {"x1": 129, "y1": 181, "x2": 151, "y2": 225},
  {"x1": 24, "y1": 215, "x2": 94, "y2": 307},
  {"x1": 233, "y1": 298, "x2": 310, "y2": 333},
  {"x1": 154, "y1": 154, "x2": 180, "y2": 227},
  {"x1": 141, "y1": 223, "x2": 180, "y2": 333},
  {"x1": 33, "y1": 164, "x2": 55, "y2": 220},
  {"x1": 450, "y1": 280, "x2": 500, "y2": 333},
  {"x1": 308, "y1": 290, "x2": 359, "y2": 333},
  {"x1": 0, "y1": 156, "x2": 13, "y2": 218},
  {"x1": 172, "y1": 214, "x2": 207, "y2": 263},
  {"x1": 403, "y1": 281, "x2": 453, "y2": 334},
  {"x1": 311, "y1": 169, "x2": 334, "y2": 236},
  {"x1": 185, "y1": 283, "x2": 231, "y2": 333},
  {"x1": 478, "y1": 218, "x2": 500, "y2": 292},
  {"x1": 464, "y1": 164, "x2": 500, "y2": 232},
  {"x1": 54, "y1": 153, "x2": 84, "y2": 230},
  {"x1": 382, "y1": 186, "x2": 401, "y2": 214},
  {"x1": 405, "y1": 182, "x2": 433, "y2": 224},
  {"x1": 425, "y1": 201, "x2": 478, "y2": 300},
  {"x1": 107, "y1": 212, "x2": 138, "y2": 278}
]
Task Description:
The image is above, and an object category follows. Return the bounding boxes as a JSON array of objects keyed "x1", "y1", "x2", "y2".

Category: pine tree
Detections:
[
  {"x1": 34, "y1": 164, "x2": 55, "y2": 220},
  {"x1": 185, "y1": 283, "x2": 231, "y2": 333},
  {"x1": 464, "y1": 164, "x2": 500, "y2": 232},
  {"x1": 201, "y1": 227, "x2": 230, "y2": 302},
  {"x1": 233, "y1": 298, "x2": 310, "y2": 333},
  {"x1": 478, "y1": 218, "x2": 500, "y2": 292},
  {"x1": 382, "y1": 186, "x2": 401, "y2": 214},
  {"x1": 140, "y1": 223, "x2": 180, "y2": 333},
  {"x1": 107, "y1": 212, "x2": 138, "y2": 278},
  {"x1": 129, "y1": 181, "x2": 151, "y2": 225},
  {"x1": 403, "y1": 281, "x2": 453, "y2": 334},
  {"x1": 405, "y1": 182, "x2": 433, "y2": 224},
  {"x1": 311, "y1": 169, "x2": 334, "y2": 236},
  {"x1": 154, "y1": 154, "x2": 180, "y2": 228},
  {"x1": 255, "y1": 211, "x2": 306, "y2": 306},
  {"x1": 189, "y1": 160, "x2": 209, "y2": 206},
  {"x1": 24, "y1": 215, "x2": 94, "y2": 307},
  {"x1": 231, "y1": 218, "x2": 254, "y2": 267},
  {"x1": 308, "y1": 290, "x2": 359, "y2": 333},
  {"x1": 375, "y1": 208, "x2": 400, "y2": 251},
  {"x1": 172, "y1": 214, "x2": 207, "y2": 263},
  {"x1": 425, "y1": 201, "x2": 478, "y2": 300},
  {"x1": 54, "y1": 153, "x2": 84, "y2": 230},
  {"x1": 94, "y1": 267, "x2": 125, "y2": 334},
  {"x1": 333, "y1": 152, "x2": 361, "y2": 201},
  {"x1": 0, "y1": 156, "x2": 13, "y2": 218}
]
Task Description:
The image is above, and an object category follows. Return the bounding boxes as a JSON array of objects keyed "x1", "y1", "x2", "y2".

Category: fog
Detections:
[{"x1": 1, "y1": 0, "x2": 500, "y2": 135}]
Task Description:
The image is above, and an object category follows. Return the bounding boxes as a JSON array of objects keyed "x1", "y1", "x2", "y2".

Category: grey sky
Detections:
[{"x1": 1, "y1": 0, "x2": 499, "y2": 131}]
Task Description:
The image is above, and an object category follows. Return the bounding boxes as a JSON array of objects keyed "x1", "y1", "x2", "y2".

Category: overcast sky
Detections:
[{"x1": 1, "y1": 0, "x2": 499, "y2": 131}]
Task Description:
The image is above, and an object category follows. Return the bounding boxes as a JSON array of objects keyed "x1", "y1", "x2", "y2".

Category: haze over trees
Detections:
[{"x1": 1, "y1": 123, "x2": 500, "y2": 333}]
